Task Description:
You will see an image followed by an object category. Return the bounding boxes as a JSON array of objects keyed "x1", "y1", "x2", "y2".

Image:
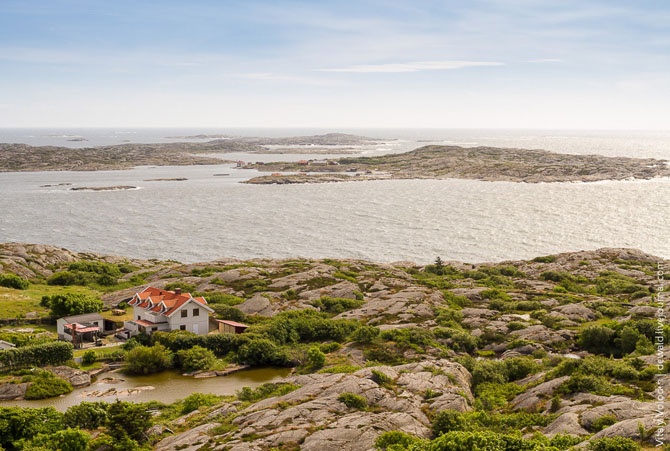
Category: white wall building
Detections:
[{"x1": 124, "y1": 286, "x2": 213, "y2": 336}]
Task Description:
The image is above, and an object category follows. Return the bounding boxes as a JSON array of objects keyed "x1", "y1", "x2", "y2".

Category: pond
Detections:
[{"x1": 2, "y1": 367, "x2": 292, "y2": 411}]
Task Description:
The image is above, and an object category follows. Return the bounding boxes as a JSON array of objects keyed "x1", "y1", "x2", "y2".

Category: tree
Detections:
[
  {"x1": 41, "y1": 293, "x2": 103, "y2": 318},
  {"x1": 106, "y1": 400, "x2": 151, "y2": 443}
]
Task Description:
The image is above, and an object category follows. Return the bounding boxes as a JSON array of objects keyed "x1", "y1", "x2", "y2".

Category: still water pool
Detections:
[{"x1": 2, "y1": 367, "x2": 292, "y2": 411}]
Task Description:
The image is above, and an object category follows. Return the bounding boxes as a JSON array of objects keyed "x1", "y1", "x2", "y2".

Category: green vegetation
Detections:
[
  {"x1": 40, "y1": 292, "x2": 103, "y2": 318},
  {"x1": 23, "y1": 370, "x2": 73, "y2": 399},
  {"x1": 0, "y1": 273, "x2": 30, "y2": 290},
  {"x1": 0, "y1": 341, "x2": 73, "y2": 370},
  {"x1": 337, "y1": 392, "x2": 368, "y2": 410}
]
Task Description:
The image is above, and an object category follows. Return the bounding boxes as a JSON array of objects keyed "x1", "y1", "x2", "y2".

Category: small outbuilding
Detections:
[{"x1": 216, "y1": 319, "x2": 249, "y2": 334}]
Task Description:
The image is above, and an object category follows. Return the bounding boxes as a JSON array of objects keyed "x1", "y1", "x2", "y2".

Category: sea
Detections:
[{"x1": 1, "y1": 128, "x2": 669, "y2": 264}]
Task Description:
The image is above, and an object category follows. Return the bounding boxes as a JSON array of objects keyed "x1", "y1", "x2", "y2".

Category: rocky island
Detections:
[
  {"x1": 0, "y1": 243, "x2": 667, "y2": 450},
  {"x1": 0, "y1": 133, "x2": 380, "y2": 172},
  {"x1": 244, "y1": 145, "x2": 670, "y2": 184}
]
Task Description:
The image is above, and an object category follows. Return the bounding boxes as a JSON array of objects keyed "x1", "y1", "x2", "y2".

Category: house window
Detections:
[
  {"x1": 181, "y1": 310, "x2": 187, "y2": 318},
  {"x1": 137, "y1": 315, "x2": 141, "y2": 320},
  {"x1": 180, "y1": 325, "x2": 186, "y2": 330},
  {"x1": 193, "y1": 308, "x2": 199, "y2": 317}
]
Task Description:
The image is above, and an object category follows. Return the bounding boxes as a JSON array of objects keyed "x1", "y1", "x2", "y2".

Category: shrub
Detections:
[
  {"x1": 350, "y1": 325, "x2": 380, "y2": 344},
  {"x1": 432, "y1": 410, "x2": 469, "y2": 436},
  {"x1": 306, "y1": 346, "x2": 326, "y2": 370},
  {"x1": 42, "y1": 293, "x2": 103, "y2": 318},
  {"x1": 25, "y1": 372, "x2": 73, "y2": 400},
  {"x1": 63, "y1": 402, "x2": 108, "y2": 429},
  {"x1": 236, "y1": 338, "x2": 290, "y2": 366},
  {"x1": 578, "y1": 324, "x2": 617, "y2": 356},
  {"x1": 375, "y1": 431, "x2": 422, "y2": 450},
  {"x1": 505, "y1": 357, "x2": 541, "y2": 381},
  {"x1": 180, "y1": 392, "x2": 222, "y2": 414},
  {"x1": 0, "y1": 273, "x2": 30, "y2": 289},
  {"x1": 338, "y1": 392, "x2": 368, "y2": 410},
  {"x1": 123, "y1": 344, "x2": 173, "y2": 375},
  {"x1": 236, "y1": 382, "x2": 299, "y2": 402},
  {"x1": 371, "y1": 369, "x2": 394, "y2": 386},
  {"x1": 589, "y1": 414, "x2": 617, "y2": 432},
  {"x1": 429, "y1": 430, "x2": 530, "y2": 451},
  {"x1": 312, "y1": 296, "x2": 364, "y2": 314},
  {"x1": 0, "y1": 341, "x2": 73, "y2": 370},
  {"x1": 471, "y1": 359, "x2": 508, "y2": 390},
  {"x1": 81, "y1": 350, "x2": 97, "y2": 366},
  {"x1": 586, "y1": 436, "x2": 641, "y2": 451},
  {"x1": 176, "y1": 345, "x2": 215, "y2": 372}
]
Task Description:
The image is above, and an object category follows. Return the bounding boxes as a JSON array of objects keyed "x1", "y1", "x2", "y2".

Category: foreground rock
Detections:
[{"x1": 154, "y1": 359, "x2": 472, "y2": 451}]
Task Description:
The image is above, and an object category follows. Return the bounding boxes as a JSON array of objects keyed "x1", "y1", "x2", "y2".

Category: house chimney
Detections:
[{"x1": 175, "y1": 288, "x2": 181, "y2": 295}]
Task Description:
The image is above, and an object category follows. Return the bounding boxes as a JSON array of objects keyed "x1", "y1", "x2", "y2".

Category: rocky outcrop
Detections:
[
  {"x1": 0, "y1": 382, "x2": 28, "y2": 400},
  {"x1": 154, "y1": 359, "x2": 471, "y2": 451},
  {"x1": 49, "y1": 366, "x2": 91, "y2": 388}
]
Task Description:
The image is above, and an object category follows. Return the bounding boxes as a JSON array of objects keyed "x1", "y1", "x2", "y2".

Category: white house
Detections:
[
  {"x1": 57, "y1": 312, "x2": 107, "y2": 344},
  {"x1": 124, "y1": 286, "x2": 214, "y2": 336}
]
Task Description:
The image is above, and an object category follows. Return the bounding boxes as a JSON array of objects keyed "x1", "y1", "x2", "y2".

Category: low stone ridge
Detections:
[{"x1": 245, "y1": 145, "x2": 670, "y2": 184}]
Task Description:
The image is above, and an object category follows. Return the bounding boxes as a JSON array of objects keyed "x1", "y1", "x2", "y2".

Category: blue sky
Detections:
[{"x1": 1, "y1": 0, "x2": 669, "y2": 128}]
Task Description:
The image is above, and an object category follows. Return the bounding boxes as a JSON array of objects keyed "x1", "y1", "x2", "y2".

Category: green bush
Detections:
[
  {"x1": 0, "y1": 273, "x2": 30, "y2": 289},
  {"x1": 180, "y1": 392, "x2": 222, "y2": 414},
  {"x1": 375, "y1": 431, "x2": 422, "y2": 450},
  {"x1": 25, "y1": 372, "x2": 73, "y2": 400},
  {"x1": 432, "y1": 410, "x2": 470, "y2": 436},
  {"x1": 577, "y1": 324, "x2": 617, "y2": 356},
  {"x1": 371, "y1": 369, "x2": 394, "y2": 386},
  {"x1": 312, "y1": 296, "x2": 364, "y2": 314},
  {"x1": 20, "y1": 428, "x2": 90, "y2": 451},
  {"x1": 123, "y1": 344, "x2": 173, "y2": 375},
  {"x1": 0, "y1": 341, "x2": 73, "y2": 370},
  {"x1": 176, "y1": 345, "x2": 215, "y2": 372},
  {"x1": 236, "y1": 382, "x2": 300, "y2": 402},
  {"x1": 586, "y1": 436, "x2": 641, "y2": 451},
  {"x1": 81, "y1": 350, "x2": 97, "y2": 366},
  {"x1": 471, "y1": 359, "x2": 508, "y2": 390},
  {"x1": 338, "y1": 392, "x2": 368, "y2": 410},
  {"x1": 41, "y1": 293, "x2": 103, "y2": 318},
  {"x1": 63, "y1": 402, "x2": 108, "y2": 429},
  {"x1": 306, "y1": 346, "x2": 326, "y2": 370},
  {"x1": 350, "y1": 325, "x2": 380, "y2": 343},
  {"x1": 236, "y1": 338, "x2": 290, "y2": 366},
  {"x1": 588, "y1": 414, "x2": 617, "y2": 432}
]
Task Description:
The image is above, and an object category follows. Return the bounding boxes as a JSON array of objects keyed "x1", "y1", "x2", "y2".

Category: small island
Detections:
[{"x1": 243, "y1": 145, "x2": 670, "y2": 184}]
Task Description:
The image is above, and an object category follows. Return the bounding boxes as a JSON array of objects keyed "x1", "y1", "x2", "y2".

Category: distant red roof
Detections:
[
  {"x1": 128, "y1": 286, "x2": 212, "y2": 317},
  {"x1": 133, "y1": 319, "x2": 158, "y2": 327}
]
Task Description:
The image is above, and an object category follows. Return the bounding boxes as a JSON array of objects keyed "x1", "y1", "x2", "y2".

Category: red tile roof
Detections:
[
  {"x1": 64, "y1": 323, "x2": 99, "y2": 333},
  {"x1": 133, "y1": 319, "x2": 158, "y2": 327},
  {"x1": 128, "y1": 286, "x2": 212, "y2": 317}
]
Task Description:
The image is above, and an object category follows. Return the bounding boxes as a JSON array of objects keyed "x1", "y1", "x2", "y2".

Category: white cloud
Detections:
[{"x1": 316, "y1": 60, "x2": 503, "y2": 73}]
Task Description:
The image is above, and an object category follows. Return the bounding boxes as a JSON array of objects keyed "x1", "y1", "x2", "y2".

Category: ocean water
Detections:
[{"x1": 1, "y1": 128, "x2": 669, "y2": 264}]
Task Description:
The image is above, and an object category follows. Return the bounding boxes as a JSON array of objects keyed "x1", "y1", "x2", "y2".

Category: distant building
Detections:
[
  {"x1": 216, "y1": 319, "x2": 249, "y2": 334},
  {"x1": 124, "y1": 286, "x2": 214, "y2": 336}
]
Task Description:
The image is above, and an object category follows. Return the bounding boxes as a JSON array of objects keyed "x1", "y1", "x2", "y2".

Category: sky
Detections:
[{"x1": 0, "y1": 0, "x2": 669, "y2": 129}]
